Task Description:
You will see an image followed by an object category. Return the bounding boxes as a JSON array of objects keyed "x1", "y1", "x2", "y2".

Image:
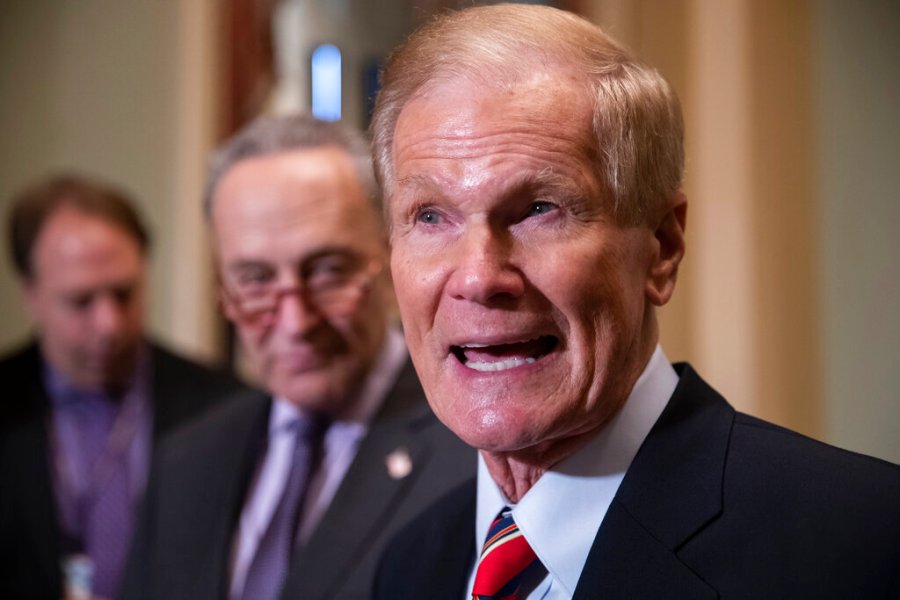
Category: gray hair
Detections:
[
  {"x1": 204, "y1": 113, "x2": 380, "y2": 219},
  {"x1": 371, "y1": 3, "x2": 684, "y2": 226}
]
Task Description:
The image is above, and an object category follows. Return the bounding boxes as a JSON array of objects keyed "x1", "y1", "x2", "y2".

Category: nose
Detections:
[
  {"x1": 445, "y1": 224, "x2": 525, "y2": 305},
  {"x1": 92, "y1": 294, "x2": 125, "y2": 336},
  {"x1": 275, "y1": 290, "x2": 322, "y2": 336}
]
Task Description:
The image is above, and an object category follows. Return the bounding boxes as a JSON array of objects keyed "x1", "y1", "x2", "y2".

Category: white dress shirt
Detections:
[
  {"x1": 229, "y1": 328, "x2": 408, "y2": 599},
  {"x1": 466, "y1": 345, "x2": 678, "y2": 600}
]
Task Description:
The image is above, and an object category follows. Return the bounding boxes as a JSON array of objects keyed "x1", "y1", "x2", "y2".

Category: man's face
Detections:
[
  {"x1": 213, "y1": 147, "x2": 391, "y2": 415},
  {"x1": 23, "y1": 207, "x2": 146, "y2": 391},
  {"x1": 389, "y1": 73, "x2": 676, "y2": 455}
]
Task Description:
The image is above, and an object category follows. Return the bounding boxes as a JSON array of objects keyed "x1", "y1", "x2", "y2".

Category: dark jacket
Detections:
[
  {"x1": 376, "y1": 364, "x2": 900, "y2": 599},
  {"x1": 119, "y1": 359, "x2": 476, "y2": 600},
  {"x1": 0, "y1": 340, "x2": 245, "y2": 600}
]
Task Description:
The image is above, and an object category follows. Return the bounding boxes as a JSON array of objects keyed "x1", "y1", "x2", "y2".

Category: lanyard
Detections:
[{"x1": 49, "y1": 382, "x2": 147, "y2": 545}]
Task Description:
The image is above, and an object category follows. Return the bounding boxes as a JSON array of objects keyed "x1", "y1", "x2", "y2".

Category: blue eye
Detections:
[
  {"x1": 526, "y1": 201, "x2": 556, "y2": 218},
  {"x1": 416, "y1": 208, "x2": 441, "y2": 225}
]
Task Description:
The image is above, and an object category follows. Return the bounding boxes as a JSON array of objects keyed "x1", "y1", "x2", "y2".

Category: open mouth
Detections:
[{"x1": 450, "y1": 336, "x2": 558, "y2": 372}]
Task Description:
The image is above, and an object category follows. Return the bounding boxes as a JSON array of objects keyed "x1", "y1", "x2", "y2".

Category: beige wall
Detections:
[
  {"x1": 588, "y1": 0, "x2": 899, "y2": 463},
  {"x1": 816, "y1": 0, "x2": 900, "y2": 462},
  {"x1": 0, "y1": 0, "x2": 222, "y2": 363}
]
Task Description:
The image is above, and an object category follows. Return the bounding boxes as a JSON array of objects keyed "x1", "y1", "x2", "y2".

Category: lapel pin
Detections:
[{"x1": 385, "y1": 447, "x2": 413, "y2": 480}]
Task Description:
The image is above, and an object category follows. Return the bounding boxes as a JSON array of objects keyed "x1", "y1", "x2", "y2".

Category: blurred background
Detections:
[{"x1": 1, "y1": 0, "x2": 897, "y2": 463}]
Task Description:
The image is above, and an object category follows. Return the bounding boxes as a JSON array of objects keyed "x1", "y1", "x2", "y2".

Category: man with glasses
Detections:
[{"x1": 120, "y1": 115, "x2": 473, "y2": 600}]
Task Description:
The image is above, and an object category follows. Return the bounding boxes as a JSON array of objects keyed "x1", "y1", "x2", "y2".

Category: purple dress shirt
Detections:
[{"x1": 44, "y1": 348, "x2": 153, "y2": 598}]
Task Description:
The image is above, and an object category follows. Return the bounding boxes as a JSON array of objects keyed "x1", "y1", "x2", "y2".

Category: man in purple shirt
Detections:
[{"x1": 0, "y1": 174, "x2": 245, "y2": 599}]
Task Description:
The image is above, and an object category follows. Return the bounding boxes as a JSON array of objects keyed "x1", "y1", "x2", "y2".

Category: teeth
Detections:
[{"x1": 465, "y1": 356, "x2": 536, "y2": 372}]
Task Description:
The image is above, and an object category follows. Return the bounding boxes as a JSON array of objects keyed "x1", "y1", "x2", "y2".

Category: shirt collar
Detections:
[
  {"x1": 43, "y1": 344, "x2": 150, "y2": 407},
  {"x1": 473, "y1": 345, "x2": 678, "y2": 596}
]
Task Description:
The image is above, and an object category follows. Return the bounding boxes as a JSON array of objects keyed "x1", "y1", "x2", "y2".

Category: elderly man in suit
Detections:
[
  {"x1": 371, "y1": 4, "x2": 900, "y2": 599},
  {"x1": 120, "y1": 114, "x2": 473, "y2": 600},
  {"x1": 0, "y1": 174, "x2": 243, "y2": 600}
]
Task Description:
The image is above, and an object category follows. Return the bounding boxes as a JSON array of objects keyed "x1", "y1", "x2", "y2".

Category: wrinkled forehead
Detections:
[
  {"x1": 390, "y1": 70, "x2": 597, "y2": 186},
  {"x1": 212, "y1": 150, "x2": 387, "y2": 268},
  {"x1": 389, "y1": 64, "x2": 596, "y2": 166}
]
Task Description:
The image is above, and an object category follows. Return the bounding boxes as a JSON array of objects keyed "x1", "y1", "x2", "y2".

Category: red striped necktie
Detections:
[{"x1": 472, "y1": 507, "x2": 547, "y2": 599}]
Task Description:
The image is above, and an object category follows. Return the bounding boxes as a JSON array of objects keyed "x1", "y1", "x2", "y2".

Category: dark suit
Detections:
[
  {"x1": 0, "y1": 340, "x2": 245, "y2": 600},
  {"x1": 376, "y1": 364, "x2": 900, "y2": 599},
  {"x1": 120, "y1": 359, "x2": 475, "y2": 600}
]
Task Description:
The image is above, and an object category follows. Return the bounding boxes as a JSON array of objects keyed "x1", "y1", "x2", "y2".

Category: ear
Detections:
[
  {"x1": 646, "y1": 191, "x2": 687, "y2": 306},
  {"x1": 217, "y1": 287, "x2": 241, "y2": 324}
]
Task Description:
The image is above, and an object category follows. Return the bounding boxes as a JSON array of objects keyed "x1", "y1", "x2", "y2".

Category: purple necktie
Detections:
[{"x1": 240, "y1": 414, "x2": 328, "y2": 600}]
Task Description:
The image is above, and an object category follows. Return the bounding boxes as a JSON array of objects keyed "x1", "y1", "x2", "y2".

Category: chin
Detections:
[
  {"x1": 440, "y1": 405, "x2": 534, "y2": 453},
  {"x1": 280, "y1": 377, "x2": 347, "y2": 414}
]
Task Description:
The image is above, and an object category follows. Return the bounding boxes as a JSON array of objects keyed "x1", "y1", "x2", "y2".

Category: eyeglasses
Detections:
[{"x1": 219, "y1": 259, "x2": 382, "y2": 328}]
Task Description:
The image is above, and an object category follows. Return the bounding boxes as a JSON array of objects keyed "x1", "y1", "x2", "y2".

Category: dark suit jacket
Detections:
[
  {"x1": 119, "y1": 359, "x2": 476, "y2": 600},
  {"x1": 0, "y1": 340, "x2": 245, "y2": 600},
  {"x1": 376, "y1": 364, "x2": 900, "y2": 599}
]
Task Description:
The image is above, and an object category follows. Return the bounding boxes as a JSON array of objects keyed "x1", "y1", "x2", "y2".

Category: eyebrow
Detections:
[
  {"x1": 226, "y1": 260, "x2": 273, "y2": 273},
  {"x1": 227, "y1": 247, "x2": 364, "y2": 272},
  {"x1": 394, "y1": 174, "x2": 443, "y2": 198},
  {"x1": 518, "y1": 167, "x2": 597, "y2": 200},
  {"x1": 59, "y1": 279, "x2": 139, "y2": 301}
]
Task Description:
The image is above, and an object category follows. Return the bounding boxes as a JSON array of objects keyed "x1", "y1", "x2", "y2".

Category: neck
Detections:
[
  {"x1": 480, "y1": 428, "x2": 600, "y2": 503},
  {"x1": 482, "y1": 318, "x2": 660, "y2": 502}
]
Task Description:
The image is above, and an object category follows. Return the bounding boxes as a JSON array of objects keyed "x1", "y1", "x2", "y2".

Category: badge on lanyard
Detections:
[{"x1": 62, "y1": 553, "x2": 94, "y2": 600}]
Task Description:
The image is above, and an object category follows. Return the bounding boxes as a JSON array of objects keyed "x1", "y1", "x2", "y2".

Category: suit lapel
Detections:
[
  {"x1": 574, "y1": 501, "x2": 718, "y2": 599},
  {"x1": 573, "y1": 364, "x2": 732, "y2": 599},
  {"x1": 424, "y1": 483, "x2": 477, "y2": 600},
  {"x1": 287, "y1": 361, "x2": 436, "y2": 598},
  {"x1": 420, "y1": 483, "x2": 477, "y2": 600},
  {"x1": 7, "y1": 344, "x2": 62, "y2": 586}
]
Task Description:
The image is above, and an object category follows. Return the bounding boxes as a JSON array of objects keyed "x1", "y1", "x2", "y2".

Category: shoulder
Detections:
[
  {"x1": 0, "y1": 340, "x2": 38, "y2": 369},
  {"x1": 673, "y1": 362, "x2": 900, "y2": 493},
  {"x1": 727, "y1": 411, "x2": 900, "y2": 510},
  {"x1": 697, "y1": 414, "x2": 900, "y2": 595},
  {"x1": 149, "y1": 341, "x2": 244, "y2": 393},
  {"x1": 677, "y1": 366, "x2": 900, "y2": 592},
  {"x1": 673, "y1": 363, "x2": 900, "y2": 508},
  {"x1": 157, "y1": 388, "x2": 268, "y2": 458},
  {"x1": 617, "y1": 364, "x2": 900, "y2": 595},
  {"x1": 0, "y1": 341, "x2": 40, "y2": 387},
  {"x1": 0, "y1": 341, "x2": 45, "y2": 427},
  {"x1": 148, "y1": 340, "x2": 251, "y2": 431}
]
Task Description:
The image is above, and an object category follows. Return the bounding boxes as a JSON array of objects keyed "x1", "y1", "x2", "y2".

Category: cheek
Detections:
[
  {"x1": 391, "y1": 252, "x2": 422, "y2": 328},
  {"x1": 128, "y1": 299, "x2": 146, "y2": 329},
  {"x1": 59, "y1": 313, "x2": 91, "y2": 340},
  {"x1": 236, "y1": 326, "x2": 271, "y2": 370},
  {"x1": 333, "y1": 313, "x2": 380, "y2": 364},
  {"x1": 391, "y1": 252, "x2": 434, "y2": 331}
]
